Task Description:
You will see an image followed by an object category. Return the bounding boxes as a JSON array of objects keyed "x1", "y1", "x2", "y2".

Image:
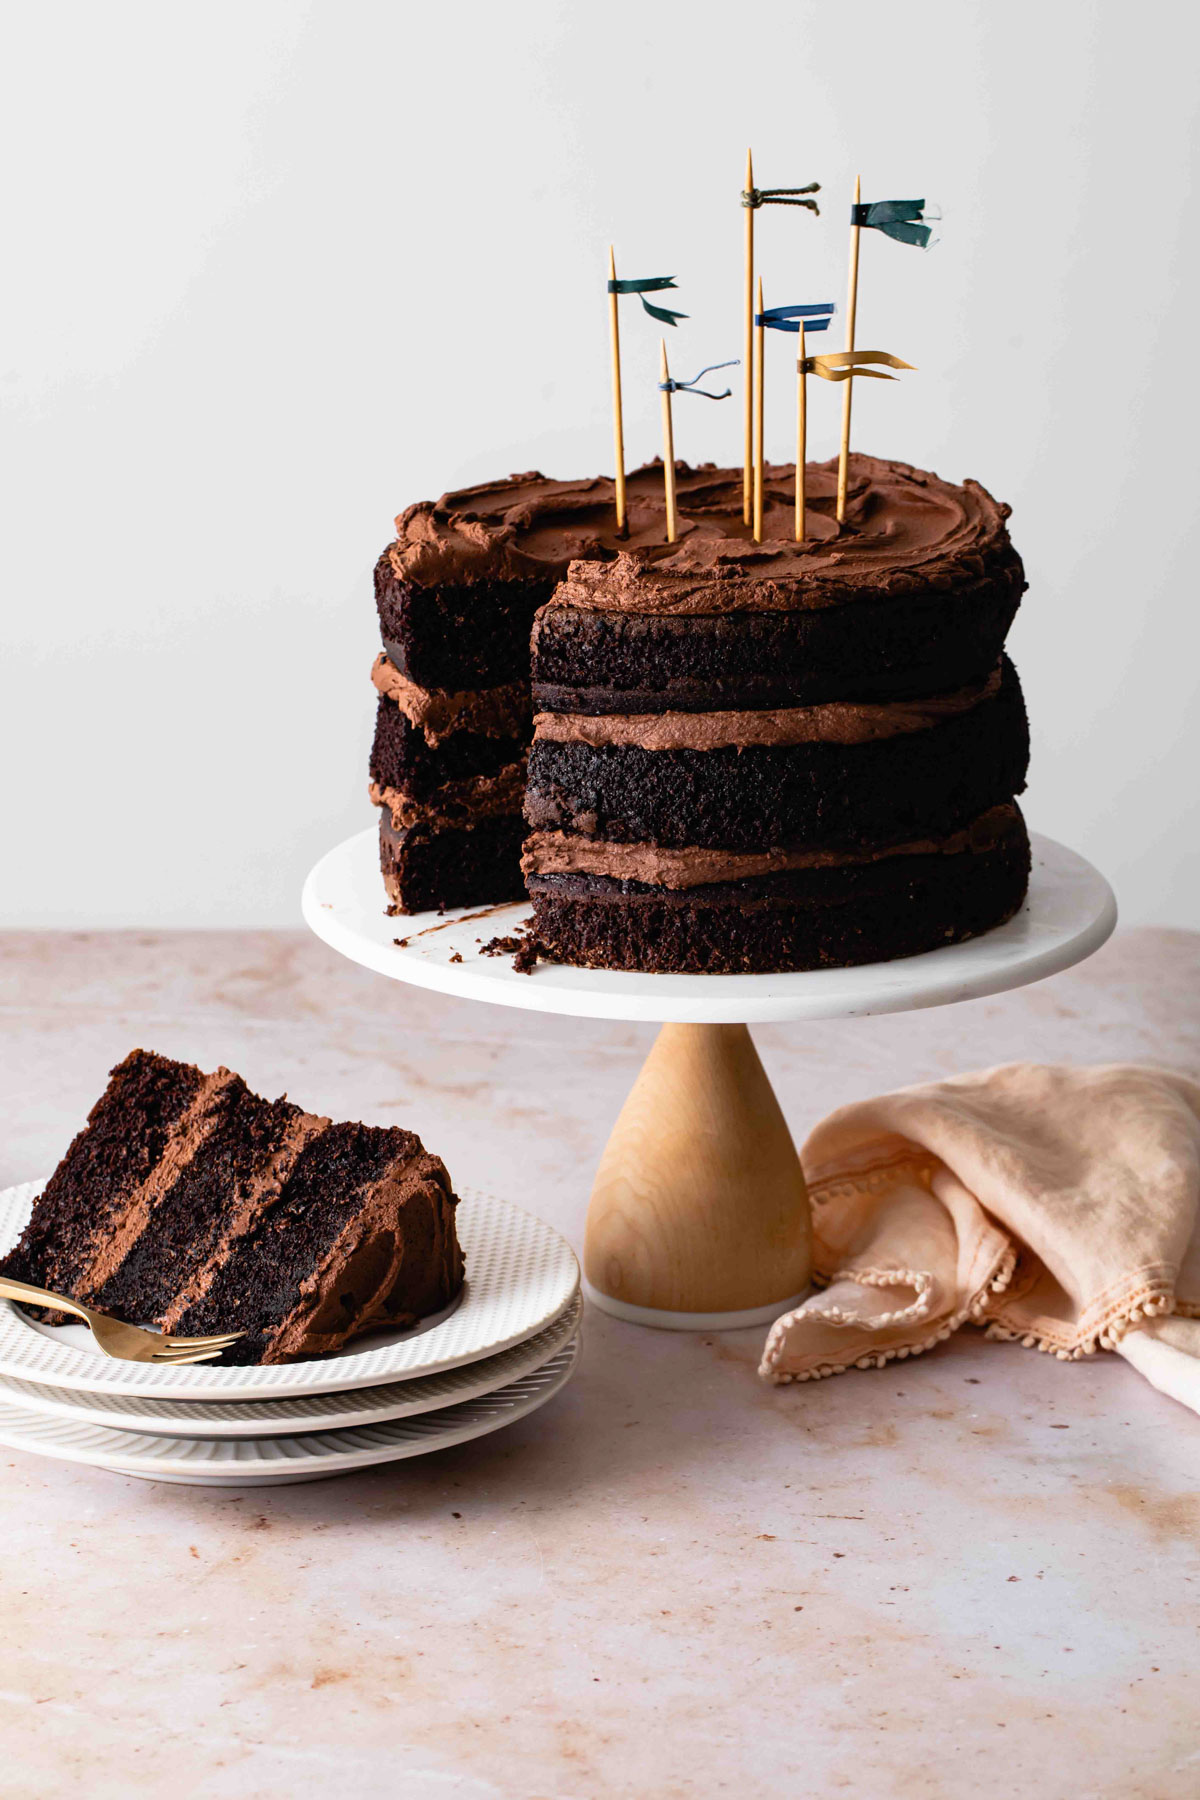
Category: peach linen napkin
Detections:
[{"x1": 760, "y1": 1063, "x2": 1200, "y2": 1414}]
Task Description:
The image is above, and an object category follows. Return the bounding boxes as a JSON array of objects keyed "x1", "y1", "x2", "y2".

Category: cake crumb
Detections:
[
  {"x1": 480, "y1": 933, "x2": 522, "y2": 957},
  {"x1": 480, "y1": 925, "x2": 544, "y2": 975},
  {"x1": 393, "y1": 936, "x2": 410, "y2": 949},
  {"x1": 513, "y1": 934, "x2": 542, "y2": 975},
  {"x1": 449, "y1": 951, "x2": 463, "y2": 964}
]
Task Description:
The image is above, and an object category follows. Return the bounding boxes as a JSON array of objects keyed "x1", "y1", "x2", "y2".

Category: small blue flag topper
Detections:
[
  {"x1": 606, "y1": 276, "x2": 687, "y2": 327},
  {"x1": 657, "y1": 360, "x2": 739, "y2": 400},
  {"x1": 754, "y1": 302, "x2": 836, "y2": 334},
  {"x1": 851, "y1": 199, "x2": 934, "y2": 248}
]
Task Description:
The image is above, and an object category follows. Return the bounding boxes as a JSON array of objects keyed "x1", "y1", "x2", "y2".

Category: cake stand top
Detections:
[{"x1": 301, "y1": 827, "x2": 1116, "y2": 1025}]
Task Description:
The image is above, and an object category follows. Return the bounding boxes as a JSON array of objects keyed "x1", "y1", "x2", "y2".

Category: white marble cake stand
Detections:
[{"x1": 303, "y1": 828, "x2": 1116, "y2": 1331}]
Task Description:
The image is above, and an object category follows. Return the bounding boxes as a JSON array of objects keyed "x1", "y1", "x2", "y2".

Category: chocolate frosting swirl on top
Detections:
[
  {"x1": 390, "y1": 463, "x2": 728, "y2": 587},
  {"x1": 390, "y1": 455, "x2": 1016, "y2": 614}
]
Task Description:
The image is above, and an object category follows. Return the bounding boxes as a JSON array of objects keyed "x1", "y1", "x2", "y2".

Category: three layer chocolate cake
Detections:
[
  {"x1": 523, "y1": 455, "x2": 1031, "y2": 972},
  {"x1": 0, "y1": 1050, "x2": 464, "y2": 1364}
]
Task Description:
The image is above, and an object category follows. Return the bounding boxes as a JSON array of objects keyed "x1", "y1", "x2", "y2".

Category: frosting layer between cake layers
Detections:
[{"x1": 524, "y1": 455, "x2": 1032, "y2": 973}]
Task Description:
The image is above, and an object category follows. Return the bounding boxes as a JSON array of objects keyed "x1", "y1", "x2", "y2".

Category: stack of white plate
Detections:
[{"x1": 0, "y1": 1181, "x2": 580, "y2": 1487}]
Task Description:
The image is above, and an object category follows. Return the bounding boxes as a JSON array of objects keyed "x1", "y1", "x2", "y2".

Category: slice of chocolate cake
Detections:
[
  {"x1": 524, "y1": 455, "x2": 1032, "y2": 973},
  {"x1": 0, "y1": 1050, "x2": 464, "y2": 1365},
  {"x1": 371, "y1": 464, "x2": 735, "y2": 913}
]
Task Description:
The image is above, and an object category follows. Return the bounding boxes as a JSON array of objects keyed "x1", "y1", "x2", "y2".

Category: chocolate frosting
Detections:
[
  {"x1": 523, "y1": 805, "x2": 1018, "y2": 890},
  {"x1": 390, "y1": 453, "x2": 1021, "y2": 615},
  {"x1": 388, "y1": 456, "x2": 1015, "y2": 613},
  {"x1": 532, "y1": 664, "x2": 1002, "y2": 752},
  {"x1": 552, "y1": 457, "x2": 1015, "y2": 616},
  {"x1": 369, "y1": 763, "x2": 525, "y2": 831},
  {"x1": 389, "y1": 463, "x2": 687, "y2": 587},
  {"x1": 371, "y1": 654, "x2": 531, "y2": 746},
  {"x1": 266, "y1": 1153, "x2": 460, "y2": 1363}
]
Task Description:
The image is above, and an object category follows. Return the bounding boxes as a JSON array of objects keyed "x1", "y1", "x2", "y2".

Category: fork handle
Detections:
[{"x1": 0, "y1": 1275, "x2": 94, "y2": 1324}]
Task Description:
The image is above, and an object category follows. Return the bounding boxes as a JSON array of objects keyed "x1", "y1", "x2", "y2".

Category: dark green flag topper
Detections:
[
  {"x1": 741, "y1": 181, "x2": 820, "y2": 213},
  {"x1": 606, "y1": 276, "x2": 687, "y2": 327},
  {"x1": 851, "y1": 199, "x2": 934, "y2": 248}
]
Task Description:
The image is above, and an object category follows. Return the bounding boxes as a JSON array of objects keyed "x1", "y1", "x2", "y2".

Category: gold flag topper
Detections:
[{"x1": 801, "y1": 349, "x2": 914, "y2": 382}]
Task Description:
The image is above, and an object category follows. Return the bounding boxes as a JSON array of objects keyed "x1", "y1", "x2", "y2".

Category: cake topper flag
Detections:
[
  {"x1": 741, "y1": 152, "x2": 821, "y2": 527},
  {"x1": 753, "y1": 294, "x2": 836, "y2": 543},
  {"x1": 757, "y1": 302, "x2": 835, "y2": 539},
  {"x1": 657, "y1": 342, "x2": 737, "y2": 544},
  {"x1": 606, "y1": 274, "x2": 688, "y2": 326},
  {"x1": 756, "y1": 301, "x2": 835, "y2": 335},
  {"x1": 795, "y1": 319, "x2": 809, "y2": 542},
  {"x1": 607, "y1": 253, "x2": 688, "y2": 536},
  {"x1": 837, "y1": 181, "x2": 935, "y2": 523},
  {"x1": 851, "y1": 198, "x2": 934, "y2": 248}
]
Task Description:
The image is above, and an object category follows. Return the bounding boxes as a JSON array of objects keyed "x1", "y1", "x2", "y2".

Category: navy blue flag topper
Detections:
[
  {"x1": 607, "y1": 276, "x2": 687, "y2": 327},
  {"x1": 755, "y1": 302, "x2": 835, "y2": 335},
  {"x1": 851, "y1": 199, "x2": 934, "y2": 248},
  {"x1": 658, "y1": 360, "x2": 739, "y2": 400}
]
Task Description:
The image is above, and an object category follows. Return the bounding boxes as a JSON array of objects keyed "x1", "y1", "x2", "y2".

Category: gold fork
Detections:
[{"x1": 0, "y1": 1276, "x2": 243, "y2": 1364}]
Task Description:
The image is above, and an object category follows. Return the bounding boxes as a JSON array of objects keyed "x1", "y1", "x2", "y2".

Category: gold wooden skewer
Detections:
[
  {"x1": 836, "y1": 174, "x2": 862, "y2": 524},
  {"x1": 753, "y1": 276, "x2": 765, "y2": 543},
  {"x1": 607, "y1": 247, "x2": 628, "y2": 536},
  {"x1": 659, "y1": 339, "x2": 678, "y2": 543},
  {"x1": 743, "y1": 148, "x2": 755, "y2": 527},
  {"x1": 795, "y1": 318, "x2": 807, "y2": 542}
]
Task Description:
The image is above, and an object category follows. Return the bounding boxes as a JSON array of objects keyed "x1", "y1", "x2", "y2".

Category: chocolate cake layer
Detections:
[
  {"x1": 531, "y1": 558, "x2": 1023, "y2": 713},
  {"x1": 379, "y1": 812, "x2": 527, "y2": 914},
  {"x1": 376, "y1": 560, "x2": 558, "y2": 690},
  {"x1": 525, "y1": 657, "x2": 1028, "y2": 855},
  {"x1": 527, "y1": 806, "x2": 1032, "y2": 974},
  {"x1": 0, "y1": 1052, "x2": 464, "y2": 1364},
  {"x1": 369, "y1": 693, "x2": 526, "y2": 805}
]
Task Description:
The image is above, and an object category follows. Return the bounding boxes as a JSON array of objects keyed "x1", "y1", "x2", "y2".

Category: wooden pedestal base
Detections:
[{"x1": 583, "y1": 1023, "x2": 812, "y2": 1329}]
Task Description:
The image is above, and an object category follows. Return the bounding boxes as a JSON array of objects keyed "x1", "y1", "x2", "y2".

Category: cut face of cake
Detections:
[
  {"x1": 370, "y1": 464, "x2": 732, "y2": 913},
  {"x1": 524, "y1": 455, "x2": 1032, "y2": 973},
  {"x1": 0, "y1": 1050, "x2": 464, "y2": 1364}
]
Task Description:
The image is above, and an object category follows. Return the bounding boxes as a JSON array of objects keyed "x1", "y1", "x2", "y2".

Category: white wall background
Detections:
[{"x1": 1, "y1": 0, "x2": 1197, "y2": 929}]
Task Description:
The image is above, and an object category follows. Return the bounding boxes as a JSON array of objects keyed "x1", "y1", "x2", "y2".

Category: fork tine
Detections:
[
  {"x1": 151, "y1": 1346, "x2": 228, "y2": 1365},
  {"x1": 162, "y1": 1332, "x2": 244, "y2": 1349}
]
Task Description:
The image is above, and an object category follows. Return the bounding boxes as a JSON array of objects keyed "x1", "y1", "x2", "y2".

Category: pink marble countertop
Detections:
[{"x1": 2, "y1": 927, "x2": 1199, "y2": 1798}]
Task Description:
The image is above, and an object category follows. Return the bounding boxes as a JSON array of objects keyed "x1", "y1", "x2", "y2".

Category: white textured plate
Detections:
[
  {"x1": 303, "y1": 827, "x2": 1116, "y2": 1024},
  {"x1": 0, "y1": 1294, "x2": 581, "y2": 1437},
  {"x1": 0, "y1": 1184, "x2": 578, "y2": 1400},
  {"x1": 0, "y1": 1338, "x2": 580, "y2": 1486}
]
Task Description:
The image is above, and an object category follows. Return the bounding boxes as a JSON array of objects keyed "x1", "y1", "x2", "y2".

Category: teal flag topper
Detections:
[
  {"x1": 658, "y1": 360, "x2": 739, "y2": 400},
  {"x1": 607, "y1": 276, "x2": 687, "y2": 327},
  {"x1": 741, "y1": 182, "x2": 820, "y2": 213},
  {"x1": 851, "y1": 199, "x2": 933, "y2": 248}
]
